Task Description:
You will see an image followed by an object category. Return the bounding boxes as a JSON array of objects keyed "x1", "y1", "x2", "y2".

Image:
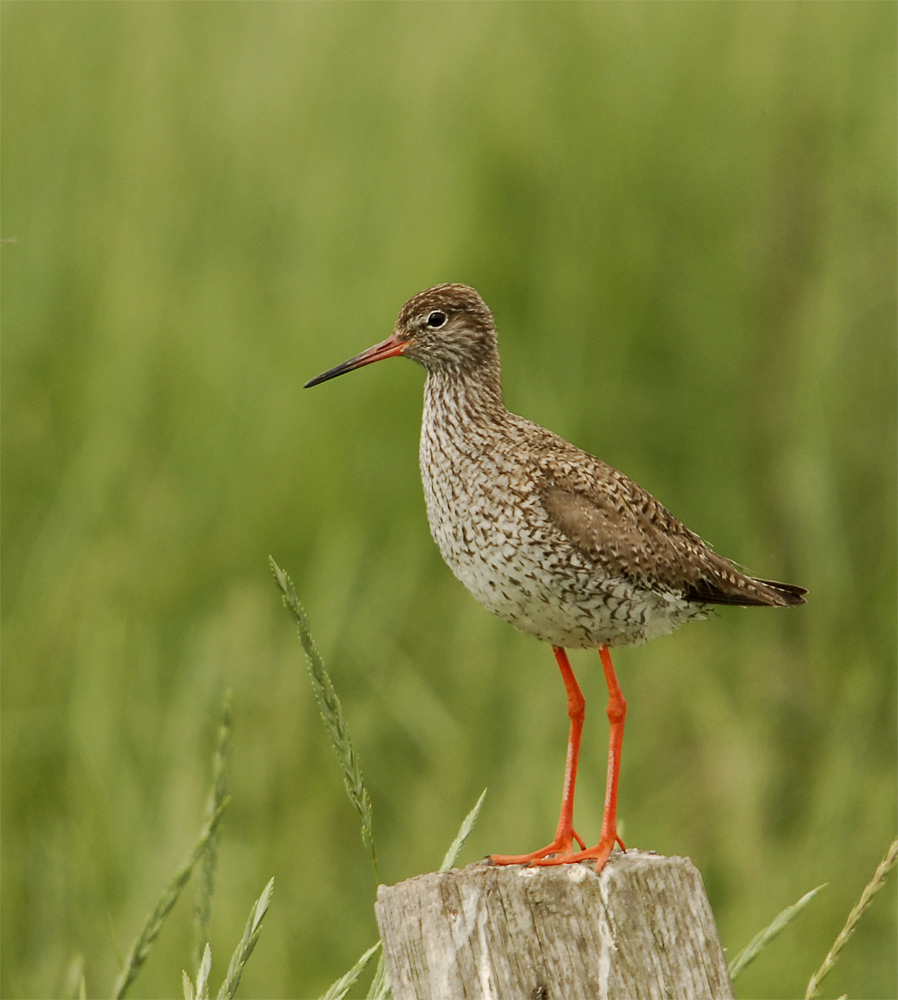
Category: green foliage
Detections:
[
  {"x1": 181, "y1": 878, "x2": 274, "y2": 1000},
  {"x1": 113, "y1": 802, "x2": 230, "y2": 1000},
  {"x1": 318, "y1": 943, "x2": 381, "y2": 1000},
  {"x1": 103, "y1": 693, "x2": 272, "y2": 1000},
  {"x1": 195, "y1": 691, "x2": 233, "y2": 972},
  {"x1": 183, "y1": 945, "x2": 212, "y2": 1000},
  {"x1": 215, "y1": 877, "x2": 274, "y2": 1000},
  {"x1": 729, "y1": 884, "x2": 827, "y2": 981},
  {"x1": 440, "y1": 789, "x2": 488, "y2": 873},
  {"x1": 271, "y1": 557, "x2": 379, "y2": 881},
  {"x1": 805, "y1": 836, "x2": 898, "y2": 999},
  {"x1": 2, "y1": 4, "x2": 895, "y2": 997}
]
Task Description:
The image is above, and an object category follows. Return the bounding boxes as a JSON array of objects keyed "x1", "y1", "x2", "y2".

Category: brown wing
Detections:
[{"x1": 533, "y1": 443, "x2": 806, "y2": 608}]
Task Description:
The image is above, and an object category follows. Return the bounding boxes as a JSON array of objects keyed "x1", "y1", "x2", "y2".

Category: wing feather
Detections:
[{"x1": 528, "y1": 438, "x2": 805, "y2": 607}]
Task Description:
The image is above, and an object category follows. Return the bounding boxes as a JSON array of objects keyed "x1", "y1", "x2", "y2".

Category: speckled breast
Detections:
[{"x1": 418, "y1": 423, "x2": 703, "y2": 649}]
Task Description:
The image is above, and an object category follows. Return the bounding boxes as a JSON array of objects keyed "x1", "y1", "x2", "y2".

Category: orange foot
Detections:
[
  {"x1": 489, "y1": 829, "x2": 587, "y2": 866},
  {"x1": 534, "y1": 831, "x2": 626, "y2": 873},
  {"x1": 490, "y1": 832, "x2": 626, "y2": 872}
]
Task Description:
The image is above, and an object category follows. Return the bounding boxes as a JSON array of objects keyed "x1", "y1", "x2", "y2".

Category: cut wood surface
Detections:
[{"x1": 375, "y1": 850, "x2": 735, "y2": 1000}]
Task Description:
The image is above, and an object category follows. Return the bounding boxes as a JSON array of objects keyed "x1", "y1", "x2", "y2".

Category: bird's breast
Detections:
[{"x1": 418, "y1": 423, "x2": 702, "y2": 648}]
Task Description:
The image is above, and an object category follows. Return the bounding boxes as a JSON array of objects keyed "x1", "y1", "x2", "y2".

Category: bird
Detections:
[{"x1": 304, "y1": 283, "x2": 806, "y2": 872}]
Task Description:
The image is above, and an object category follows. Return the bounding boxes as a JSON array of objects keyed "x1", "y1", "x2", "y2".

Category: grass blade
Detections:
[
  {"x1": 728, "y1": 884, "x2": 826, "y2": 980},
  {"x1": 194, "y1": 942, "x2": 213, "y2": 1000},
  {"x1": 195, "y1": 691, "x2": 233, "y2": 971},
  {"x1": 112, "y1": 801, "x2": 229, "y2": 999},
  {"x1": 365, "y1": 952, "x2": 391, "y2": 1000},
  {"x1": 319, "y1": 942, "x2": 381, "y2": 1000},
  {"x1": 182, "y1": 943, "x2": 212, "y2": 1000},
  {"x1": 270, "y1": 557, "x2": 379, "y2": 881},
  {"x1": 215, "y1": 877, "x2": 275, "y2": 1000},
  {"x1": 440, "y1": 789, "x2": 487, "y2": 872},
  {"x1": 805, "y1": 835, "x2": 898, "y2": 999}
]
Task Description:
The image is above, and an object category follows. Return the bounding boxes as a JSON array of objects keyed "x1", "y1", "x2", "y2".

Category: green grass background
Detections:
[{"x1": 2, "y1": 3, "x2": 895, "y2": 997}]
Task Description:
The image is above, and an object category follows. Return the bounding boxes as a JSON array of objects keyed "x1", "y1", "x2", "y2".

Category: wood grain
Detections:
[{"x1": 375, "y1": 851, "x2": 734, "y2": 1000}]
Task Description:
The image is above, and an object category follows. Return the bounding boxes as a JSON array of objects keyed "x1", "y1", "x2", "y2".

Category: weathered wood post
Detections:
[{"x1": 375, "y1": 851, "x2": 735, "y2": 1000}]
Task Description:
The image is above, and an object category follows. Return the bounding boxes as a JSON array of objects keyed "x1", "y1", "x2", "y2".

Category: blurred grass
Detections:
[{"x1": 1, "y1": 3, "x2": 895, "y2": 997}]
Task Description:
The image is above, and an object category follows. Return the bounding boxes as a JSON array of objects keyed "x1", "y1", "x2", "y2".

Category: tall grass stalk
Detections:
[
  {"x1": 804, "y1": 836, "x2": 898, "y2": 999},
  {"x1": 270, "y1": 557, "x2": 379, "y2": 880},
  {"x1": 195, "y1": 690, "x2": 233, "y2": 971},
  {"x1": 215, "y1": 877, "x2": 275, "y2": 1000},
  {"x1": 183, "y1": 943, "x2": 212, "y2": 1000},
  {"x1": 112, "y1": 801, "x2": 229, "y2": 1000}
]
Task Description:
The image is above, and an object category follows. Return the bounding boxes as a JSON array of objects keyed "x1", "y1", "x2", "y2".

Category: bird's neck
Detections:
[{"x1": 422, "y1": 352, "x2": 508, "y2": 435}]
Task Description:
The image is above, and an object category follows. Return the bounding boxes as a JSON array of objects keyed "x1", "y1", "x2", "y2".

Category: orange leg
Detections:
[
  {"x1": 489, "y1": 646, "x2": 587, "y2": 865},
  {"x1": 538, "y1": 644, "x2": 627, "y2": 872}
]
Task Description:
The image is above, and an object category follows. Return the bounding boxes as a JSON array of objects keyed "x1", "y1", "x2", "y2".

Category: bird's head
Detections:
[{"x1": 304, "y1": 283, "x2": 498, "y2": 388}]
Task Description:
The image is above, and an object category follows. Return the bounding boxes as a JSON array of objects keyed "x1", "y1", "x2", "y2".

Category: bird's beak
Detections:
[{"x1": 304, "y1": 333, "x2": 406, "y2": 388}]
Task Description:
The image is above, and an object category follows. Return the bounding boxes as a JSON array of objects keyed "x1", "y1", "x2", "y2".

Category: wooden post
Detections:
[{"x1": 375, "y1": 851, "x2": 735, "y2": 1000}]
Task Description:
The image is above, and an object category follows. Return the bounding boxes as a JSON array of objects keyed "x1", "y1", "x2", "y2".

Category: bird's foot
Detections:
[
  {"x1": 530, "y1": 831, "x2": 626, "y2": 873},
  {"x1": 488, "y1": 829, "x2": 587, "y2": 866}
]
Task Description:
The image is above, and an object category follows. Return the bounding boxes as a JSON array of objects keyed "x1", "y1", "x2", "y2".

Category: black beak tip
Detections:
[{"x1": 304, "y1": 364, "x2": 349, "y2": 388}]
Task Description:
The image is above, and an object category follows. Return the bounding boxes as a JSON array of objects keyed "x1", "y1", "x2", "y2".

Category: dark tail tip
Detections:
[{"x1": 756, "y1": 579, "x2": 808, "y2": 606}]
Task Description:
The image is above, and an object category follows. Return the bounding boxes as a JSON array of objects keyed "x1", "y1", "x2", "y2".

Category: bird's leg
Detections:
[
  {"x1": 538, "y1": 644, "x2": 627, "y2": 872},
  {"x1": 489, "y1": 646, "x2": 587, "y2": 865}
]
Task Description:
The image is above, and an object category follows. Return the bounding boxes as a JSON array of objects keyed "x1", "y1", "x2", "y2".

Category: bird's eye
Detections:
[{"x1": 426, "y1": 310, "x2": 447, "y2": 329}]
